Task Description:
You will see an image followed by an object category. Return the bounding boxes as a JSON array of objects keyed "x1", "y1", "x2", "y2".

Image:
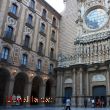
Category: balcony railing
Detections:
[
  {"x1": 25, "y1": 22, "x2": 34, "y2": 29},
  {"x1": 51, "y1": 37, "x2": 56, "y2": 42},
  {"x1": 3, "y1": 31, "x2": 15, "y2": 43},
  {"x1": 8, "y1": 7, "x2": 19, "y2": 19},
  {"x1": 22, "y1": 43, "x2": 31, "y2": 51},
  {"x1": 41, "y1": 15, "x2": 47, "y2": 21},
  {"x1": 39, "y1": 30, "x2": 46, "y2": 37},
  {"x1": 36, "y1": 67, "x2": 42, "y2": 74},
  {"x1": 52, "y1": 23, "x2": 57, "y2": 28},
  {"x1": 37, "y1": 51, "x2": 44, "y2": 57},
  {"x1": 28, "y1": 3, "x2": 36, "y2": 13},
  {"x1": 17, "y1": 0, "x2": 22, "y2": 2}
]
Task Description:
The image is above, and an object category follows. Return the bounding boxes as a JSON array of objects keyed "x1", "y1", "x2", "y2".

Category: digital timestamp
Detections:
[{"x1": 6, "y1": 96, "x2": 55, "y2": 104}]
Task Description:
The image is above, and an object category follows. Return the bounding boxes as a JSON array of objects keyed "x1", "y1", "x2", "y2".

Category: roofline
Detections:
[{"x1": 37, "y1": 0, "x2": 62, "y2": 19}]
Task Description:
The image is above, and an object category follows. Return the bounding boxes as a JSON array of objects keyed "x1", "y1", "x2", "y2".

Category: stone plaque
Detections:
[{"x1": 92, "y1": 74, "x2": 106, "y2": 82}]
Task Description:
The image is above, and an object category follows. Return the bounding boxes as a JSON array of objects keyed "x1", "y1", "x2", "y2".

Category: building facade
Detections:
[
  {"x1": 56, "y1": 0, "x2": 110, "y2": 107},
  {"x1": 0, "y1": 0, "x2": 61, "y2": 106}
]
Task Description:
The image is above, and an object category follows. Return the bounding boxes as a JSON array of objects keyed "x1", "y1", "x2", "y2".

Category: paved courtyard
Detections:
[{"x1": 0, "y1": 107, "x2": 110, "y2": 110}]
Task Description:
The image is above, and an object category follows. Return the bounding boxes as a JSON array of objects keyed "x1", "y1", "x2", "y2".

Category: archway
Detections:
[
  {"x1": 45, "y1": 79, "x2": 54, "y2": 98},
  {"x1": 31, "y1": 76, "x2": 43, "y2": 105},
  {"x1": 13, "y1": 73, "x2": 28, "y2": 105},
  {"x1": 0, "y1": 68, "x2": 10, "y2": 105},
  {"x1": 92, "y1": 85, "x2": 106, "y2": 107}
]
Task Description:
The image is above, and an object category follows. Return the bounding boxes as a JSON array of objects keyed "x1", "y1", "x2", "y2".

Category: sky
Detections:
[{"x1": 45, "y1": 0, "x2": 65, "y2": 13}]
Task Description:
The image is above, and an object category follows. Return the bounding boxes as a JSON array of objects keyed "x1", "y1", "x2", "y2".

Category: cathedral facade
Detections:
[{"x1": 56, "y1": 0, "x2": 110, "y2": 107}]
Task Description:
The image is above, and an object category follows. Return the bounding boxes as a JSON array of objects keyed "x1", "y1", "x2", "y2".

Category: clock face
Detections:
[{"x1": 85, "y1": 9, "x2": 108, "y2": 30}]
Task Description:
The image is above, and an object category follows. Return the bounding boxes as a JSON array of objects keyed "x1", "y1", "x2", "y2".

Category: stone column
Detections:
[
  {"x1": 51, "y1": 86, "x2": 56, "y2": 97},
  {"x1": 107, "y1": 65, "x2": 110, "y2": 107},
  {"x1": 23, "y1": 81, "x2": 32, "y2": 106},
  {"x1": 39, "y1": 83, "x2": 46, "y2": 98},
  {"x1": 71, "y1": 69, "x2": 76, "y2": 106},
  {"x1": 39, "y1": 83, "x2": 46, "y2": 106},
  {"x1": 78, "y1": 67, "x2": 84, "y2": 107},
  {"x1": 56, "y1": 72, "x2": 63, "y2": 106},
  {"x1": 6, "y1": 77, "x2": 15, "y2": 106},
  {"x1": 86, "y1": 71, "x2": 89, "y2": 96}
]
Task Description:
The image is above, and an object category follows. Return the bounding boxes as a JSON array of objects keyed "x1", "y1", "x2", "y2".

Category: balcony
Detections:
[
  {"x1": 36, "y1": 68, "x2": 42, "y2": 73},
  {"x1": 19, "y1": 63, "x2": 28, "y2": 70},
  {"x1": 37, "y1": 51, "x2": 44, "y2": 57},
  {"x1": 22, "y1": 44, "x2": 31, "y2": 51},
  {"x1": 28, "y1": 4, "x2": 36, "y2": 13},
  {"x1": 8, "y1": 8, "x2": 19, "y2": 20},
  {"x1": 52, "y1": 23, "x2": 57, "y2": 28},
  {"x1": 3, "y1": 31, "x2": 15, "y2": 43},
  {"x1": 39, "y1": 30, "x2": 46, "y2": 37},
  {"x1": 0, "y1": 55, "x2": 12, "y2": 64},
  {"x1": 41, "y1": 16, "x2": 47, "y2": 22},
  {"x1": 51, "y1": 37, "x2": 56, "y2": 42},
  {"x1": 50, "y1": 54, "x2": 56, "y2": 61},
  {"x1": 25, "y1": 22, "x2": 34, "y2": 29},
  {"x1": 17, "y1": 0, "x2": 22, "y2": 2}
]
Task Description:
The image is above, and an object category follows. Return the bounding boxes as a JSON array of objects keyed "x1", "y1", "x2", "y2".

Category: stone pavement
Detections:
[{"x1": 0, "y1": 106, "x2": 110, "y2": 110}]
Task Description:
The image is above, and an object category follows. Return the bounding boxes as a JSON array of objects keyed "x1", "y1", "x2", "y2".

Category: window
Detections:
[
  {"x1": 51, "y1": 30, "x2": 55, "y2": 38},
  {"x1": 52, "y1": 17, "x2": 56, "y2": 26},
  {"x1": 24, "y1": 35, "x2": 30, "y2": 48},
  {"x1": 1, "y1": 47, "x2": 9, "y2": 60},
  {"x1": 21, "y1": 54, "x2": 28, "y2": 65},
  {"x1": 38, "y1": 42, "x2": 43, "y2": 53},
  {"x1": 85, "y1": 8, "x2": 108, "y2": 29},
  {"x1": 10, "y1": 4, "x2": 18, "y2": 15},
  {"x1": 30, "y1": 0, "x2": 35, "y2": 9},
  {"x1": 49, "y1": 64, "x2": 53, "y2": 73},
  {"x1": 50, "y1": 48, "x2": 54, "y2": 58},
  {"x1": 27, "y1": 14, "x2": 33, "y2": 25},
  {"x1": 40, "y1": 23, "x2": 45, "y2": 33},
  {"x1": 37, "y1": 59, "x2": 42, "y2": 70},
  {"x1": 5, "y1": 26, "x2": 13, "y2": 38},
  {"x1": 42, "y1": 9, "x2": 47, "y2": 18}
]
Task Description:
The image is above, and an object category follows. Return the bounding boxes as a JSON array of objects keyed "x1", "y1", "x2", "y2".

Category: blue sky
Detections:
[{"x1": 45, "y1": 0, "x2": 65, "y2": 13}]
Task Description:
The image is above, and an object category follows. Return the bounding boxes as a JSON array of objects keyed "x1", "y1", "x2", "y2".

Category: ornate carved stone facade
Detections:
[{"x1": 56, "y1": 0, "x2": 110, "y2": 107}]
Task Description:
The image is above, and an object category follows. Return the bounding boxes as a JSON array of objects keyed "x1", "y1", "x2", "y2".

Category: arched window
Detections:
[
  {"x1": 27, "y1": 14, "x2": 33, "y2": 25},
  {"x1": 37, "y1": 59, "x2": 42, "y2": 71},
  {"x1": 24, "y1": 35, "x2": 30, "y2": 48},
  {"x1": 5, "y1": 26, "x2": 13, "y2": 38},
  {"x1": 21, "y1": 54, "x2": 28, "y2": 65},
  {"x1": 51, "y1": 30, "x2": 55, "y2": 38},
  {"x1": 40, "y1": 23, "x2": 45, "y2": 33},
  {"x1": 38, "y1": 42, "x2": 43, "y2": 53},
  {"x1": 42, "y1": 9, "x2": 47, "y2": 18},
  {"x1": 30, "y1": 0, "x2": 35, "y2": 9},
  {"x1": 1, "y1": 47, "x2": 10, "y2": 60},
  {"x1": 49, "y1": 64, "x2": 53, "y2": 73},
  {"x1": 52, "y1": 17, "x2": 56, "y2": 26},
  {"x1": 50, "y1": 48, "x2": 54, "y2": 58}
]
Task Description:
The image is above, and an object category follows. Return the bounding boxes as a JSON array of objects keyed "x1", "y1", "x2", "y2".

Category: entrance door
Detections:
[
  {"x1": 92, "y1": 85, "x2": 106, "y2": 107},
  {"x1": 63, "y1": 87, "x2": 72, "y2": 104}
]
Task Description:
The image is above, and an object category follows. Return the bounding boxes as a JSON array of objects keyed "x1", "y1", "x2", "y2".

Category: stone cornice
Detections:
[{"x1": 75, "y1": 29, "x2": 110, "y2": 44}]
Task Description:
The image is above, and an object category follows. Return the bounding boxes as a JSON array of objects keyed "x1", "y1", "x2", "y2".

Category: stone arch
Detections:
[
  {"x1": 0, "y1": 68, "x2": 10, "y2": 105},
  {"x1": 13, "y1": 72, "x2": 28, "y2": 105},
  {"x1": 45, "y1": 77, "x2": 56, "y2": 98},
  {"x1": 31, "y1": 76, "x2": 43, "y2": 105}
]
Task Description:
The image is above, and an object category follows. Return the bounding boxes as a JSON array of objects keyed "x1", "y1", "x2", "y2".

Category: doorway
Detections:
[{"x1": 92, "y1": 85, "x2": 106, "y2": 107}]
